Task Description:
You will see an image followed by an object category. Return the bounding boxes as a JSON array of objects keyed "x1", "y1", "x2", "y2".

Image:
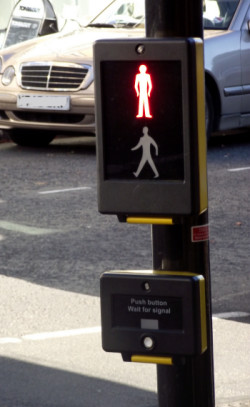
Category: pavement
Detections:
[
  {"x1": 0, "y1": 276, "x2": 249, "y2": 407},
  {"x1": 213, "y1": 317, "x2": 250, "y2": 406}
]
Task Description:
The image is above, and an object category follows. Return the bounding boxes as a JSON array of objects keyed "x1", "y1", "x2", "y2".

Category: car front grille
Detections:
[{"x1": 20, "y1": 63, "x2": 90, "y2": 91}]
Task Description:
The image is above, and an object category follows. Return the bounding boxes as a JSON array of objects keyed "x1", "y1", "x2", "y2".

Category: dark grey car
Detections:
[{"x1": 204, "y1": 0, "x2": 250, "y2": 139}]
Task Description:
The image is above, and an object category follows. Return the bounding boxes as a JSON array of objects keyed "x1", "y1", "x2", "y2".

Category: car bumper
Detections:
[{"x1": 0, "y1": 92, "x2": 95, "y2": 133}]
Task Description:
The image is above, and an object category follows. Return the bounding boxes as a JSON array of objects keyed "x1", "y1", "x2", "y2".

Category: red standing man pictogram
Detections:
[{"x1": 135, "y1": 65, "x2": 152, "y2": 118}]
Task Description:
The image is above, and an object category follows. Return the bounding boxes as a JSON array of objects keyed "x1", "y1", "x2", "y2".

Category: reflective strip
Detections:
[
  {"x1": 198, "y1": 275, "x2": 208, "y2": 353},
  {"x1": 131, "y1": 355, "x2": 173, "y2": 365},
  {"x1": 104, "y1": 270, "x2": 200, "y2": 277},
  {"x1": 153, "y1": 270, "x2": 199, "y2": 277},
  {"x1": 126, "y1": 218, "x2": 174, "y2": 225},
  {"x1": 195, "y1": 39, "x2": 208, "y2": 213}
]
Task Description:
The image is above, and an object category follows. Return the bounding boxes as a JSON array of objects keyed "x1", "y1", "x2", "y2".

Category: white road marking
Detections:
[
  {"x1": 0, "y1": 327, "x2": 101, "y2": 345},
  {"x1": 0, "y1": 221, "x2": 56, "y2": 235},
  {"x1": 213, "y1": 312, "x2": 249, "y2": 320},
  {"x1": 39, "y1": 187, "x2": 91, "y2": 194},
  {"x1": 0, "y1": 338, "x2": 22, "y2": 344},
  {"x1": 213, "y1": 290, "x2": 250, "y2": 302},
  {"x1": 228, "y1": 166, "x2": 250, "y2": 172},
  {"x1": 22, "y1": 326, "x2": 101, "y2": 341}
]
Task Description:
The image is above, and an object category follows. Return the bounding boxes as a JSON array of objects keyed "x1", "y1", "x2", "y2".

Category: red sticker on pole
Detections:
[{"x1": 191, "y1": 224, "x2": 209, "y2": 242}]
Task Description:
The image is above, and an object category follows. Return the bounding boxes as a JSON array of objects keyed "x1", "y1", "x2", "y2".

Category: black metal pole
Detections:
[
  {"x1": 145, "y1": 0, "x2": 203, "y2": 39},
  {"x1": 145, "y1": 1, "x2": 215, "y2": 406},
  {"x1": 152, "y1": 215, "x2": 215, "y2": 407}
]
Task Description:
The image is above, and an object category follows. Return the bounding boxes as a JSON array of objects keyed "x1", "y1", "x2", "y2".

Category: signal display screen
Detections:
[{"x1": 101, "y1": 61, "x2": 184, "y2": 181}]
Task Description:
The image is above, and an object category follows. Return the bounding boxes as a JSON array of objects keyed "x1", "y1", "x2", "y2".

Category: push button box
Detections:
[{"x1": 100, "y1": 270, "x2": 207, "y2": 357}]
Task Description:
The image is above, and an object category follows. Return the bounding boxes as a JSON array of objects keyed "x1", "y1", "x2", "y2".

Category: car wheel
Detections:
[
  {"x1": 205, "y1": 87, "x2": 214, "y2": 143},
  {"x1": 8, "y1": 129, "x2": 56, "y2": 147}
]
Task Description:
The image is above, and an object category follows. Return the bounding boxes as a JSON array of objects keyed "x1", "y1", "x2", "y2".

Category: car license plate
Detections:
[{"x1": 17, "y1": 95, "x2": 70, "y2": 110}]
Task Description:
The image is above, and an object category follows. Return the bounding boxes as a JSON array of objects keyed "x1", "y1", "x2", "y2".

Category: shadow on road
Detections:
[
  {"x1": 11, "y1": 135, "x2": 97, "y2": 155},
  {"x1": 208, "y1": 130, "x2": 250, "y2": 148},
  {"x1": 0, "y1": 356, "x2": 157, "y2": 407}
]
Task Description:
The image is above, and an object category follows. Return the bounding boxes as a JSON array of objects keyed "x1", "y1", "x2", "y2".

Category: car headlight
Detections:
[{"x1": 2, "y1": 66, "x2": 15, "y2": 86}]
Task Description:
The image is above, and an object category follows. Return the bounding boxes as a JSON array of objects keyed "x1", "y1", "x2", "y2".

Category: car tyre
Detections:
[
  {"x1": 205, "y1": 87, "x2": 214, "y2": 143},
  {"x1": 8, "y1": 129, "x2": 56, "y2": 147},
  {"x1": 0, "y1": 130, "x2": 11, "y2": 142}
]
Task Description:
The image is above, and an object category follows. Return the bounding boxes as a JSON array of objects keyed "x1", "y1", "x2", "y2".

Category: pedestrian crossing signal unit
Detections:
[{"x1": 94, "y1": 38, "x2": 207, "y2": 218}]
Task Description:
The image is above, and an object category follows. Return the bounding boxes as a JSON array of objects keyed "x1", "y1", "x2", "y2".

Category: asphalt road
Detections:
[
  {"x1": 207, "y1": 133, "x2": 250, "y2": 318},
  {"x1": 0, "y1": 134, "x2": 249, "y2": 407}
]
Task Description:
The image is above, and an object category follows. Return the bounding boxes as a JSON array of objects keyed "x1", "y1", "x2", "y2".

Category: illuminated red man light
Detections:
[{"x1": 135, "y1": 65, "x2": 152, "y2": 118}]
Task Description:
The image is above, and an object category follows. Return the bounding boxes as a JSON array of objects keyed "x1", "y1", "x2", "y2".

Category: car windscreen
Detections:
[
  {"x1": 203, "y1": 0, "x2": 240, "y2": 29},
  {"x1": 90, "y1": 0, "x2": 240, "y2": 31},
  {"x1": 88, "y1": 0, "x2": 145, "y2": 28}
]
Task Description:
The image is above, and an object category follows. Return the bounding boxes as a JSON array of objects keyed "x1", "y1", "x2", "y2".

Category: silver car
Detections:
[{"x1": 0, "y1": 0, "x2": 248, "y2": 146}]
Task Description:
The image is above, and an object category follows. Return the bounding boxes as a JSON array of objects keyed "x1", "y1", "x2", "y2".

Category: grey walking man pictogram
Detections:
[{"x1": 131, "y1": 126, "x2": 159, "y2": 178}]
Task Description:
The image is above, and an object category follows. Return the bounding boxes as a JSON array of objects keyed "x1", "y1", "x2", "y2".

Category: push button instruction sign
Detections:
[
  {"x1": 113, "y1": 295, "x2": 183, "y2": 331},
  {"x1": 128, "y1": 297, "x2": 171, "y2": 316}
]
